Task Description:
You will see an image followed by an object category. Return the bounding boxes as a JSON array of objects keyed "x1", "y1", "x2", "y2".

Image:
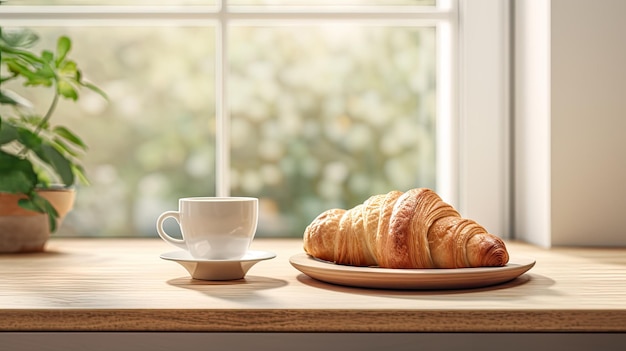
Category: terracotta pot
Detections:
[{"x1": 0, "y1": 189, "x2": 75, "y2": 253}]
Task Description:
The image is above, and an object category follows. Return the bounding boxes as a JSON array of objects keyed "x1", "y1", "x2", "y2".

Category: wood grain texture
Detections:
[{"x1": 1, "y1": 238, "x2": 625, "y2": 332}]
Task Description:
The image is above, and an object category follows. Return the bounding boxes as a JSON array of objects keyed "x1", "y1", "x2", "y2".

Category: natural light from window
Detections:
[{"x1": 0, "y1": 0, "x2": 453, "y2": 238}]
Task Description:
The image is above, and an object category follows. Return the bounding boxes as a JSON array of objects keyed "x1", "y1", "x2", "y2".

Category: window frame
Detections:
[
  {"x1": 457, "y1": 0, "x2": 511, "y2": 238},
  {"x1": 0, "y1": 0, "x2": 512, "y2": 238}
]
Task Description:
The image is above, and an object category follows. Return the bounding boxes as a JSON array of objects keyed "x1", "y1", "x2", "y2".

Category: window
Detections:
[{"x1": 0, "y1": 0, "x2": 510, "y2": 239}]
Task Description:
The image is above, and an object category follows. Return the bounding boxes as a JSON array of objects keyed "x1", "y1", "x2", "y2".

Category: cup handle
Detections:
[{"x1": 156, "y1": 211, "x2": 187, "y2": 250}]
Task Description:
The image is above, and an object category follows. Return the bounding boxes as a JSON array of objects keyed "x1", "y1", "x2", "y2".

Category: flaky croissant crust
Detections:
[{"x1": 303, "y1": 188, "x2": 509, "y2": 269}]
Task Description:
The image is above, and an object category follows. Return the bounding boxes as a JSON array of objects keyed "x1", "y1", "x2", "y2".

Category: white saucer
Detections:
[{"x1": 160, "y1": 250, "x2": 276, "y2": 281}]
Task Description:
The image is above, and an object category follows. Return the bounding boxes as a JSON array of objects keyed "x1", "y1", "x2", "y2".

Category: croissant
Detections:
[{"x1": 303, "y1": 188, "x2": 509, "y2": 269}]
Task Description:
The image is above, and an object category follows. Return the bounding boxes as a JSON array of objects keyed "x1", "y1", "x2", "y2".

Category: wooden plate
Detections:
[{"x1": 289, "y1": 253, "x2": 536, "y2": 290}]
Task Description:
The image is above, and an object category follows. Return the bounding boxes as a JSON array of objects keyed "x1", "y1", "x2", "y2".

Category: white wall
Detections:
[{"x1": 514, "y1": 0, "x2": 626, "y2": 247}]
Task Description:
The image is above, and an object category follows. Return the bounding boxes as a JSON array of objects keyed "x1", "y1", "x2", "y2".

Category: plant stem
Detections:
[
  {"x1": 18, "y1": 86, "x2": 60, "y2": 157},
  {"x1": 34, "y1": 88, "x2": 60, "y2": 134}
]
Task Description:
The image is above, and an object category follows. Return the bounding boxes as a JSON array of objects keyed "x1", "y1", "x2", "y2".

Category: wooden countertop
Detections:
[{"x1": 1, "y1": 238, "x2": 625, "y2": 332}]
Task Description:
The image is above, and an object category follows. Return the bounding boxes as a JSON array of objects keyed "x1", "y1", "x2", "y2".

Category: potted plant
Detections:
[{"x1": 0, "y1": 25, "x2": 106, "y2": 252}]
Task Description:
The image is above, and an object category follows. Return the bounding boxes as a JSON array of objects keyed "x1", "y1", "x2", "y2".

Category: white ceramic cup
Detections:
[{"x1": 156, "y1": 197, "x2": 258, "y2": 260}]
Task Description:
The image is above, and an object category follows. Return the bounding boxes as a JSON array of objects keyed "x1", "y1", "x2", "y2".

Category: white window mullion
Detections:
[
  {"x1": 216, "y1": 1, "x2": 230, "y2": 197},
  {"x1": 435, "y1": 0, "x2": 458, "y2": 208}
]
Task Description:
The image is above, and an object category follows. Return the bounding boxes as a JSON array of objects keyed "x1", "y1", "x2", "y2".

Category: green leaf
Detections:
[
  {"x1": 17, "y1": 198, "x2": 42, "y2": 213},
  {"x1": 57, "y1": 80, "x2": 78, "y2": 100},
  {"x1": 7, "y1": 60, "x2": 53, "y2": 87},
  {"x1": 0, "y1": 27, "x2": 39, "y2": 49},
  {"x1": 81, "y1": 81, "x2": 109, "y2": 100},
  {"x1": 0, "y1": 122, "x2": 19, "y2": 144},
  {"x1": 56, "y1": 36, "x2": 71, "y2": 65},
  {"x1": 1, "y1": 46, "x2": 45, "y2": 66},
  {"x1": 53, "y1": 126, "x2": 87, "y2": 150},
  {"x1": 41, "y1": 144, "x2": 75, "y2": 186},
  {"x1": 6, "y1": 60, "x2": 36, "y2": 78},
  {"x1": 58, "y1": 60, "x2": 78, "y2": 78},
  {"x1": 16, "y1": 126, "x2": 43, "y2": 150},
  {"x1": 72, "y1": 163, "x2": 90, "y2": 186},
  {"x1": 19, "y1": 114, "x2": 45, "y2": 128},
  {"x1": 0, "y1": 90, "x2": 19, "y2": 105},
  {"x1": 33, "y1": 167, "x2": 52, "y2": 189},
  {"x1": 35, "y1": 62, "x2": 56, "y2": 80},
  {"x1": 18, "y1": 194, "x2": 59, "y2": 232},
  {"x1": 0, "y1": 151, "x2": 38, "y2": 194},
  {"x1": 40, "y1": 199, "x2": 59, "y2": 233},
  {"x1": 0, "y1": 170, "x2": 36, "y2": 193},
  {"x1": 41, "y1": 50, "x2": 54, "y2": 64},
  {"x1": 52, "y1": 137, "x2": 81, "y2": 157}
]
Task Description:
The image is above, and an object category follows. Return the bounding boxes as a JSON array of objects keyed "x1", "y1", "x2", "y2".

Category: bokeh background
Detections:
[{"x1": 1, "y1": 0, "x2": 438, "y2": 237}]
